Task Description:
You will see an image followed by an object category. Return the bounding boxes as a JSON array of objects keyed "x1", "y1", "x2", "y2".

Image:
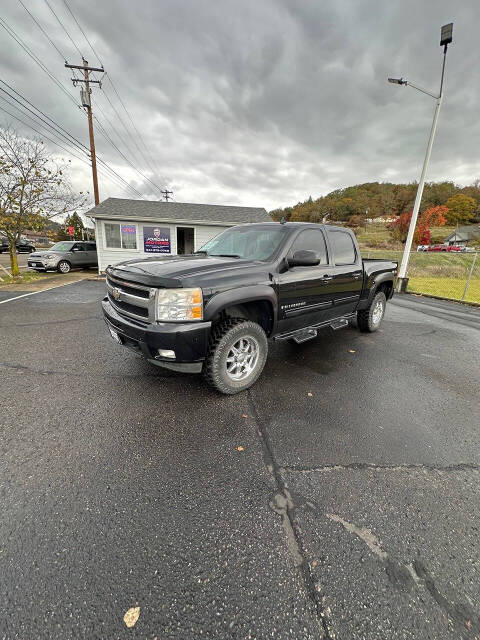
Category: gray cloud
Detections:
[{"x1": 1, "y1": 0, "x2": 479, "y2": 213}]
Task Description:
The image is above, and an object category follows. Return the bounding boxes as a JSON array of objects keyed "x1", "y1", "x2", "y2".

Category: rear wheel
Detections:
[
  {"x1": 357, "y1": 291, "x2": 386, "y2": 333},
  {"x1": 57, "y1": 260, "x2": 71, "y2": 274},
  {"x1": 203, "y1": 319, "x2": 268, "y2": 394}
]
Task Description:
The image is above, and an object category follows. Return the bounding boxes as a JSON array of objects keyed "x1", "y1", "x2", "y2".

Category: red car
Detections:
[{"x1": 426, "y1": 244, "x2": 463, "y2": 252}]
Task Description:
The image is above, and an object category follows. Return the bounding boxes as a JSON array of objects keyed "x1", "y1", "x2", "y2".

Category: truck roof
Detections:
[{"x1": 239, "y1": 221, "x2": 348, "y2": 232}]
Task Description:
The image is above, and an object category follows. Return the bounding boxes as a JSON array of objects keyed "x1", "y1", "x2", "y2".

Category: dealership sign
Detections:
[{"x1": 143, "y1": 226, "x2": 171, "y2": 253}]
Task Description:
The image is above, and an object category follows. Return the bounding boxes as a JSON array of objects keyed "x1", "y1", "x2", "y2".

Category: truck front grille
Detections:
[{"x1": 106, "y1": 273, "x2": 156, "y2": 323}]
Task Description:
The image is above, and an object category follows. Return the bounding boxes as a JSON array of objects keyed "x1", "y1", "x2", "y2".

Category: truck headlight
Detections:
[{"x1": 156, "y1": 288, "x2": 203, "y2": 321}]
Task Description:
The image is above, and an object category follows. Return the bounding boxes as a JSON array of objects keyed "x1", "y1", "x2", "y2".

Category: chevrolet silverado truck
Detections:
[{"x1": 102, "y1": 222, "x2": 397, "y2": 394}]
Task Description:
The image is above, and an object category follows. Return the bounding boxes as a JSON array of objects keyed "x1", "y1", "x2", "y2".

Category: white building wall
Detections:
[{"x1": 95, "y1": 218, "x2": 227, "y2": 273}]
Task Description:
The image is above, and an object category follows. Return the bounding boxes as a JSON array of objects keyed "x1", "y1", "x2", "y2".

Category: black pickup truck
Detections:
[{"x1": 102, "y1": 222, "x2": 397, "y2": 394}]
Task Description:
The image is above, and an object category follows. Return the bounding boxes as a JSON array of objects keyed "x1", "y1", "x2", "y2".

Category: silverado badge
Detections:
[{"x1": 112, "y1": 287, "x2": 121, "y2": 300}]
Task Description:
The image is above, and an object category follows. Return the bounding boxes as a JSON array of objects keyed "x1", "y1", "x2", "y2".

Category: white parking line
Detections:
[{"x1": 0, "y1": 279, "x2": 84, "y2": 305}]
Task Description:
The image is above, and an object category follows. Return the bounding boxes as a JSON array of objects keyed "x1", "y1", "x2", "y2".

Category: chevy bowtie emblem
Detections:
[{"x1": 112, "y1": 287, "x2": 121, "y2": 300}]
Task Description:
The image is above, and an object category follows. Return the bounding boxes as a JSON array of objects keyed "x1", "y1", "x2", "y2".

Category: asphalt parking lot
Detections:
[{"x1": 1, "y1": 280, "x2": 479, "y2": 639}]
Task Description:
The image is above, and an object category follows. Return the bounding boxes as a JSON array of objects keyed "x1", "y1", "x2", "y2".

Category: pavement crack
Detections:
[
  {"x1": 326, "y1": 513, "x2": 387, "y2": 559},
  {"x1": 324, "y1": 512, "x2": 479, "y2": 636},
  {"x1": 281, "y1": 462, "x2": 480, "y2": 473},
  {"x1": 247, "y1": 391, "x2": 333, "y2": 640}
]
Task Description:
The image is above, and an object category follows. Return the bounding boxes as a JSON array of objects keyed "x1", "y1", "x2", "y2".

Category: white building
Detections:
[{"x1": 87, "y1": 198, "x2": 271, "y2": 273}]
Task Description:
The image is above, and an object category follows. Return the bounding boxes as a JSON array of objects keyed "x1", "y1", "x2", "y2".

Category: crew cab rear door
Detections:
[
  {"x1": 276, "y1": 227, "x2": 334, "y2": 332},
  {"x1": 325, "y1": 229, "x2": 363, "y2": 314}
]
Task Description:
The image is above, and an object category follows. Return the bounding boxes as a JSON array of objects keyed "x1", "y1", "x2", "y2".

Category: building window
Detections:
[{"x1": 104, "y1": 222, "x2": 137, "y2": 250}]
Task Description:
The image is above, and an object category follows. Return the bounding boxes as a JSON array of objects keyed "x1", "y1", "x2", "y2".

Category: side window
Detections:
[
  {"x1": 86, "y1": 243, "x2": 96, "y2": 251},
  {"x1": 328, "y1": 231, "x2": 356, "y2": 265},
  {"x1": 73, "y1": 244, "x2": 85, "y2": 251},
  {"x1": 289, "y1": 230, "x2": 328, "y2": 265}
]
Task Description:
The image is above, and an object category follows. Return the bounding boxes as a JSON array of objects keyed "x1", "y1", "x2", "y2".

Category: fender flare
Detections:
[
  {"x1": 204, "y1": 285, "x2": 277, "y2": 330},
  {"x1": 366, "y1": 273, "x2": 395, "y2": 304}
]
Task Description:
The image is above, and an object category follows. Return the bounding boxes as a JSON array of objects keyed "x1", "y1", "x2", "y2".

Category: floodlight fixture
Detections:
[{"x1": 440, "y1": 23, "x2": 453, "y2": 47}]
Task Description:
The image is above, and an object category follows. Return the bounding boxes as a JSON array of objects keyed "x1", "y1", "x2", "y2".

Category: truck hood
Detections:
[{"x1": 109, "y1": 254, "x2": 269, "y2": 288}]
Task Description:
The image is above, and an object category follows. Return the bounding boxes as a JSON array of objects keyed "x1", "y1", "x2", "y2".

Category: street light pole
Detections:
[{"x1": 389, "y1": 23, "x2": 453, "y2": 292}]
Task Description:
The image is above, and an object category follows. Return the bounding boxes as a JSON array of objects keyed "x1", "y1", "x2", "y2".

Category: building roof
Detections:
[
  {"x1": 444, "y1": 225, "x2": 480, "y2": 242},
  {"x1": 86, "y1": 198, "x2": 271, "y2": 225}
]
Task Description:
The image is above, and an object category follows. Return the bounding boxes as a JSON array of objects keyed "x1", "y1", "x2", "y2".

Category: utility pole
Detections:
[
  {"x1": 161, "y1": 189, "x2": 173, "y2": 202},
  {"x1": 65, "y1": 59, "x2": 104, "y2": 205}
]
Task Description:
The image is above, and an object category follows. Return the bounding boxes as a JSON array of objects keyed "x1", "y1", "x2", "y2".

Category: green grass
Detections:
[
  {"x1": 0, "y1": 270, "x2": 43, "y2": 285},
  {"x1": 361, "y1": 249, "x2": 480, "y2": 303},
  {"x1": 408, "y1": 277, "x2": 480, "y2": 304}
]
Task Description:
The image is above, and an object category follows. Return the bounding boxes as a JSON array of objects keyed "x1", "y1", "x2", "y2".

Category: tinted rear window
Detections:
[{"x1": 328, "y1": 231, "x2": 356, "y2": 265}]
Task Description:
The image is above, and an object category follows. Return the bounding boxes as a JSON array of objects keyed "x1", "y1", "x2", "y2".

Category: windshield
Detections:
[
  {"x1": 198, "y1": 226, "x2": 286, "y2": 261},
  {"x1": 49, "y1": 242, "x2": 75, "y2": 252}
]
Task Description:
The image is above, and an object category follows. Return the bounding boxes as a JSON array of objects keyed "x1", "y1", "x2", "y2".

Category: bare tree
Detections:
[{"x1": 0, "y1": 126, "x2": 85, "y2": 277}]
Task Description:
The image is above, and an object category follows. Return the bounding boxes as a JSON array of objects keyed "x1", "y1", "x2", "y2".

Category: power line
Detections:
[
  {"x1": 60, "y1": 0, "x2": 103, "y2": 66},
  {"x1": 0, "y1": 100, "x2": 88, "y2": 164},
  {"x1": 0, "y1": 97, "x2": 144, "y2": 201},
  {"x1": 18, "y1": 0, "x2": 66, "y2": 61},
  {"x1": 0, "y1": 80, "x2": 89, "y2": 153},
  {"x1": 104, "y1": 74, "x2": 162, "y2": 178},
  {"x1": 43, "y1": 0, "x2": 83, "y2": 59},
  {"x1": 46, "y1": 1, "x2": 169, "y2": 196},
  {"x1": 93, "y1": 112, "x2": 166, "y2": 197},
  {"x1": 0, "y1": 16, "x2": 79, "y2": 108}
]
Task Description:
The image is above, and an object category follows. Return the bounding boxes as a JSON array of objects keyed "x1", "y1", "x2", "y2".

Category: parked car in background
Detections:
[
  {"x1": 28, "y1": 241, "x2": 97, "y2": 273},
  {"x1": 427, "y1": 244, "x2": 464, "y2": 252},
  {"x1": 0, "y1": 237, "x2": 36, "y2": 254}
]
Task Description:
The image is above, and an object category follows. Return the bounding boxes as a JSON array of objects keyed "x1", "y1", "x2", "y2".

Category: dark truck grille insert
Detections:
[
  {"x1": 106, "y1": 274, "x2": 154, "y2": 322},
  {"x1": 107, "y1": 296, "x2": 149, "y2": 318}
]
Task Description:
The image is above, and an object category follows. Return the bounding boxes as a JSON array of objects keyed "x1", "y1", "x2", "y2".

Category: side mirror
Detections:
[{"x1": 288, "y1": 250, "x2": 320, "y2": 268}]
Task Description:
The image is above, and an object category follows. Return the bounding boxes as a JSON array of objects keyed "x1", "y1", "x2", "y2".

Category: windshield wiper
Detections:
[{"x1": 209, "y1": 253, "x2": 241, "y2": 258}]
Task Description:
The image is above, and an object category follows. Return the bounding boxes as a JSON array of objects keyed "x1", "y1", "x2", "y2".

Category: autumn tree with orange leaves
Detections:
[{"x1": 388, "y1": 205, "x2": 448, "y2": 246}]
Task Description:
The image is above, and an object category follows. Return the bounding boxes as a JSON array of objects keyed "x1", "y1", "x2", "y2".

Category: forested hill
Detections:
[{"x1": 270, "y1": 181, "x2": 480, "y2": 223}]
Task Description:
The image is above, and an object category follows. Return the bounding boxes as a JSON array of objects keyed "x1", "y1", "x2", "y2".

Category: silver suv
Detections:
[{"x1": 28, "y1": 241, "x2": 98, "y2": 273}]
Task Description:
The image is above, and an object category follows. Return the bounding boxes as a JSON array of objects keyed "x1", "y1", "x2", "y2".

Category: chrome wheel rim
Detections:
[
  {"x1": 226, "y1": 335, "x2": 259, "y2": 381},
  {"x1": 372, "y1": 299, "x2": 384, "y2": 325},
  {"x1": 59, "y1": 262, "x2": 70, "y2": 273}
]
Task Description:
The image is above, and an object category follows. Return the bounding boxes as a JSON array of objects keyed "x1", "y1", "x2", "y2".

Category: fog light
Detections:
[{"x1": 157, "y1": 349, "x2": 175, "y2": 359}]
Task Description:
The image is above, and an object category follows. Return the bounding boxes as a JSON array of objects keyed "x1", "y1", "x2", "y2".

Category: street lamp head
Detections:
[
  {"x1": 388, "y1": 77, "x2": 407, "y2": 85},
  {"x1": 440, "y1": 23, "x2": 453, "y2": 46}
]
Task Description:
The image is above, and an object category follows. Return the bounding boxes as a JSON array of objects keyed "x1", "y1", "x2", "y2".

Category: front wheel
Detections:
[
  {"x1": 57, "y1": 260, "x2": 71, "y2": 274},
  {"x1": 203, "y1": 319, "x2": 268, "y2": 394},
  {"x1": 357, "y1": 291, "x2": 386, "y2": 333}
]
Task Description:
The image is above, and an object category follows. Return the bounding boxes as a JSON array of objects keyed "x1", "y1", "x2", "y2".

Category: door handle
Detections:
[
  {"x1": 322, "y1": 274, "x2": 333, "y2": 281},
  {"x1": 353, "y1": 272, "x2": 362, "y2": 279}
]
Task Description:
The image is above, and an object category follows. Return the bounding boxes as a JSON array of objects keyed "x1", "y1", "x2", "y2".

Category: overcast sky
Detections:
[{"x1": 1, "y1": 0, "x2": 479, "y2": 214}]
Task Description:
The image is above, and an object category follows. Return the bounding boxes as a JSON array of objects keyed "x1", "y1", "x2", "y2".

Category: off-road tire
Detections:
[
  {"x1": 203, "y1": 318, "x2": 268, "y2": 394},
  {"x1": 357, "y1": 291, "x2": 386, "y2": 333},
  {"x1": 57, "y1": 260, "x2": 71, "y2": 274}
]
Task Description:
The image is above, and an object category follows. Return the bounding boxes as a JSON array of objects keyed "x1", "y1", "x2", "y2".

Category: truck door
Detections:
[
  {"x1": 326, "y1": 229, "x2": 363, "y2": 315},
  {"x1": 276, "y1": 228, "x2": 334, "y2": 333}
]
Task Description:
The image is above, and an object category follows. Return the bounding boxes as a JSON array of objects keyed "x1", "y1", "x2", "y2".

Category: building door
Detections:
[{"x1": 176, "y1": 227, "x2": 195, "y2": 255}]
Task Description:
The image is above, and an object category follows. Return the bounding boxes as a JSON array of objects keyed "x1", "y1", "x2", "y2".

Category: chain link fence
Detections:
[{"x1": 362, "y1": 250, "x2": 480, "y2": 304}]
